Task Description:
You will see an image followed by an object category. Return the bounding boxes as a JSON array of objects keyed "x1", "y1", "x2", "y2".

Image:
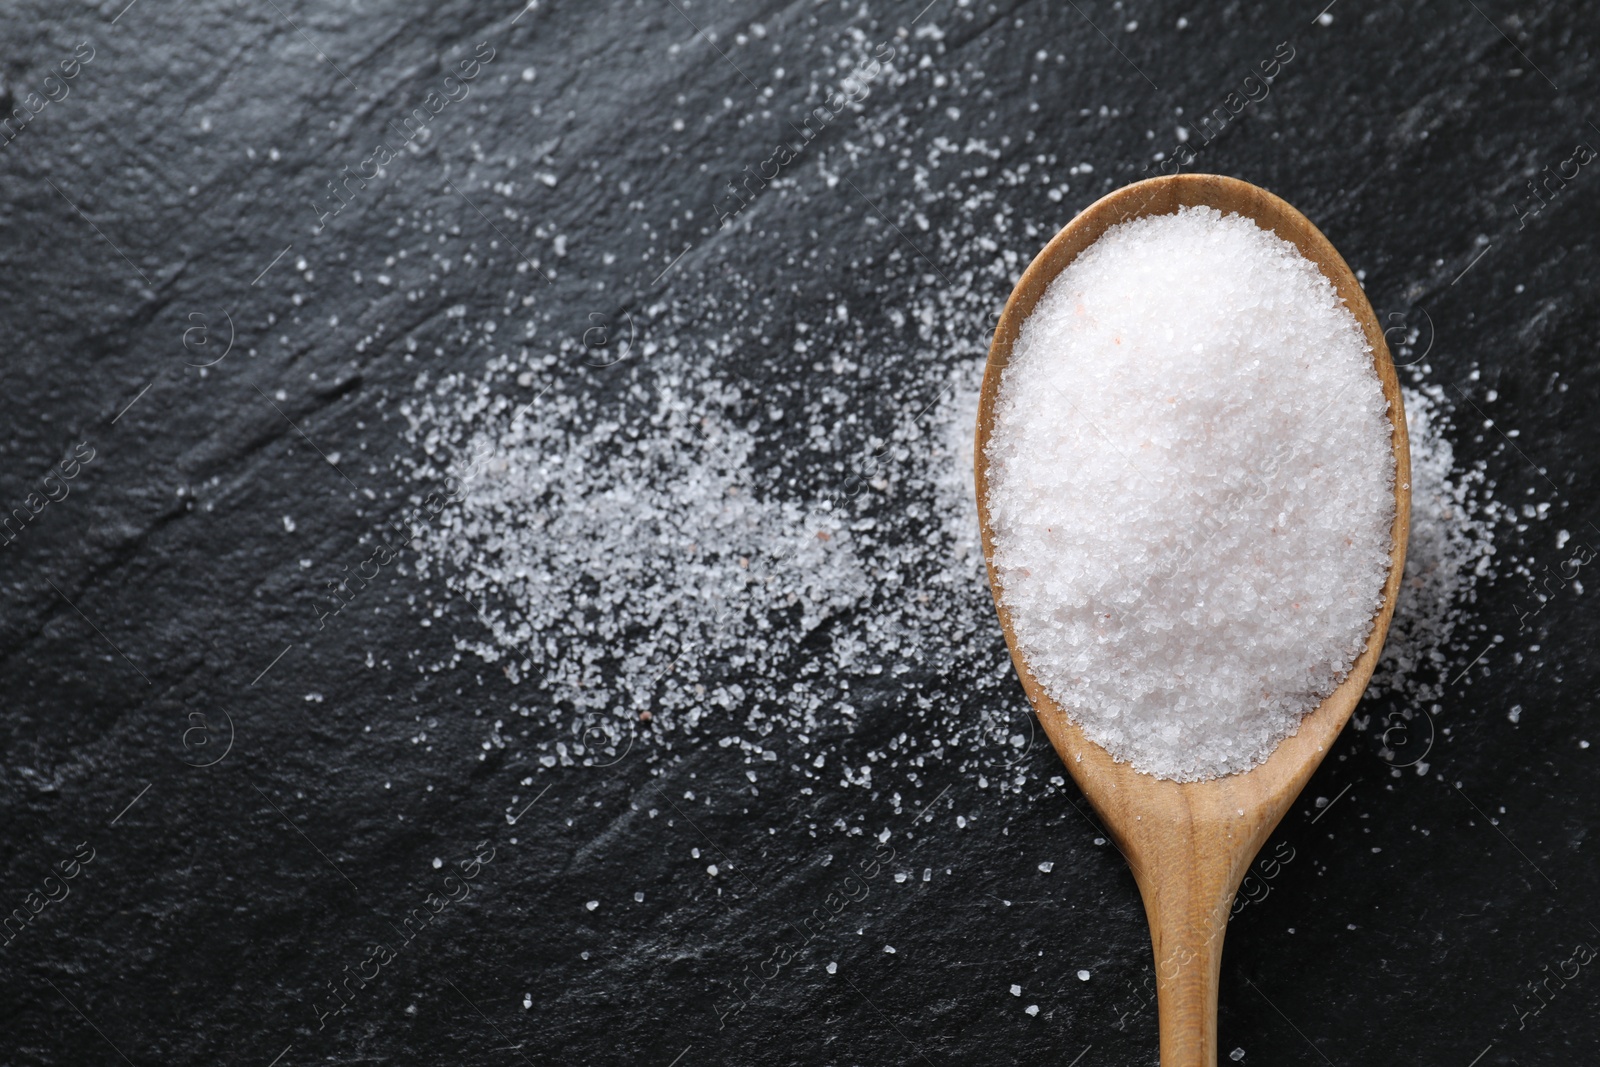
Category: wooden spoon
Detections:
[{"x1": 973, "y1": 173, "x2": 1411, "y2": 1067}]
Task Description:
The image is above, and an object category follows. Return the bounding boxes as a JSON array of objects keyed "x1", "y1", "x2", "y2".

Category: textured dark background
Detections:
[{"x1": 2, "y1": 1, "x2": 1597, "y2": 1065}]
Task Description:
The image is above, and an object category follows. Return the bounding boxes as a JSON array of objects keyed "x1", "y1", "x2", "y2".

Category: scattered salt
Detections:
[
  {"x1": 389, "y1": 48, "x2": 1507, "y2": 814},
  {"x1": 985, "y1": 207, "x2": 1395, "y2": 780},
  {"x1": 1370, "y1": 384, "x2": 1498, "y2": 705}
]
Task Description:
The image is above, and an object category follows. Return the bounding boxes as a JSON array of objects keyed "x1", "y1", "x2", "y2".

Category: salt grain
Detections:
[{"x1": 985, "y1": 207, "x2": 1395, "y2": 781}]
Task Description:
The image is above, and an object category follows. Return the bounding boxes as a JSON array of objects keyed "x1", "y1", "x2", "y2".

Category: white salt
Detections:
[
  {"x1": 1369, "y1": 383, "x2": 1499, "y2": 706},
  {"x1": 984, "y1": 206, "x2": 1396, "y2": 781},
  {"x1": 392, "y1": 56, "x2": 1503, "y2": 808}
]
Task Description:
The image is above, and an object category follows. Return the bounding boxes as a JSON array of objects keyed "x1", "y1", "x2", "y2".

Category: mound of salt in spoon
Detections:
[{"x1": 984, "y1": 206, "x2": 1395, "y2": 781}]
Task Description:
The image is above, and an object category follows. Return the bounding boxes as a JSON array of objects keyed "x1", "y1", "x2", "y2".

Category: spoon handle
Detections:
[{"x1": 1135, "y1": 839, "x2": 1241, "y2": 1067}]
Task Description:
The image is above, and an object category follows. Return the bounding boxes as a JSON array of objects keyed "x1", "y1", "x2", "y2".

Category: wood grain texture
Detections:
[{"x1": 973, "y1": 174, "x2": 1412, "y2": 1067}]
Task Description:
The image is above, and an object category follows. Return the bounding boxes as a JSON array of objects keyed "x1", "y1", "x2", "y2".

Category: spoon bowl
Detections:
[{"x1": 974, "y1": 173, "x2": 1411, "y2": 1067}]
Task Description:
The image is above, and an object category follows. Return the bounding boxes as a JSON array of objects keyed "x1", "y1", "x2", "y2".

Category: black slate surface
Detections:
[{"x1": 2, "y1": 1, "x2": 1598, "y2": 1065}]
